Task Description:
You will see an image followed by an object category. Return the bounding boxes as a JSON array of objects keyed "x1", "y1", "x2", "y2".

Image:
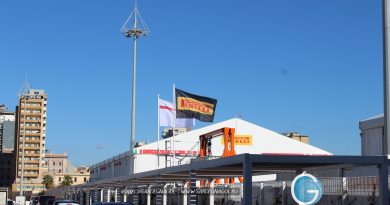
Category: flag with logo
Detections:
[
  {"x1": 159, "y1": 98, "x2": 195, "y2": 128},
  {"x1": 175, "y1": 88, "x2": 217, "y2": 122}
]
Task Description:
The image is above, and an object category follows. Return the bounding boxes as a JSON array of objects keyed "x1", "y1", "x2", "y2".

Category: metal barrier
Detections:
[{"x1": 252, "y1": 176, "x2": 384, "y2": 205}]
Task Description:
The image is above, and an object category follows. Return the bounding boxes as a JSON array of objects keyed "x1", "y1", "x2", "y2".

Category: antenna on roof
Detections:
[{"x1": 18, "y1": 74, "x2": 31, "y2": 97}]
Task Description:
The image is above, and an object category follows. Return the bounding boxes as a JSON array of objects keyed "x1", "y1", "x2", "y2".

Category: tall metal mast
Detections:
[
  {"x1": 121, "y1": 2, "x2": 149, "y2": 174},
  {"x1": 384, "y1": 0, "x2": 390, "y2": 156}
]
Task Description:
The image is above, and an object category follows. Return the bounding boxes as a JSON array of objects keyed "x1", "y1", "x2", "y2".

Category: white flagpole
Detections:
[
  {"x1": 157, "y1": 94, "x2": 160, "y2": 168},
  {"x1": 172, "y1": 84, "x2": 176, "y2": 166}
]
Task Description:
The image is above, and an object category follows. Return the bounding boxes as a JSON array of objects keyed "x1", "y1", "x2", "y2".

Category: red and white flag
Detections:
[{"x1": 159, "y1": 98, "x2": 195, "y2": 128}]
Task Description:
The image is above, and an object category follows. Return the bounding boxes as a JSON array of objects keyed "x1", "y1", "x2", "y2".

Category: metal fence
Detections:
[
  {"x1": 251, "y1": 176, "x2": 382, "y2": 205},
  {"x1": 62, "y1": 176, "x2": 385, "y2": 205}
]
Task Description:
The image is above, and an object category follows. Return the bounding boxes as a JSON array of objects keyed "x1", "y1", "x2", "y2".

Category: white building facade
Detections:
[{"x1": 359, "y1": 114, "x2": 384, "y2": 156}]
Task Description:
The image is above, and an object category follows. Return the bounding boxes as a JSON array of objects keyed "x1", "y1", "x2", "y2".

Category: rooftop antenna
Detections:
[
  {"x1": 121, "y1": 1, "x2": 149, "y2": 175},
  {"x1": 18, "y1": 74, "x2": 31, "y2": 97}
]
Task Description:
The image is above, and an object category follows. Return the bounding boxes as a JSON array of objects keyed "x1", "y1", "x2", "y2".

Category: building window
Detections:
[
  {"x1": 84, "y1": 177, "x2": 87, "y2": 182},
  {"x1": 53, "y1": 162, "x2": 55, "y2": 165},
  {"x1": 59, "y1": 162, "x2": 62, "y2": 165},
  {"x1": 59, "y1": 177, "x2": 61, "y2": 182},
  {"x1": 74, "y1": 177, "x2": 77, "y2": 182}
]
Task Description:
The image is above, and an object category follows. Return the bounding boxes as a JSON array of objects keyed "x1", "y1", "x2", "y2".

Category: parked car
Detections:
[
  {"x1": 53, "y1": 200, "x2": 79, "y2": 205},
  {"x1": 45, "y1": 198, "x2": 55, "y2": 205},
  {"x1": 31, "y1": 196, "x2": 56, "y2": 205},
  {"x1": 92, "y1": 202, "x2": 133, "y2": 205},
  {"x1": 30, "y1": 196, "x2": 38, "y2": 205},
  {"x1": 7, "y1": 200, "x2": 15, "y2": 205}
]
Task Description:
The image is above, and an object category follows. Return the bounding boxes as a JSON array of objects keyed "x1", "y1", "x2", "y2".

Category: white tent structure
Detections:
[{"x1": 90, "y1": 118, "x2": 331, "y2": 181}]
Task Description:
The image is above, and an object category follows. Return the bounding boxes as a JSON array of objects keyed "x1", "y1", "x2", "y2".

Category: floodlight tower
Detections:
[{"x1": 121, "y1": 3, "x2": 149, "y2": 174}]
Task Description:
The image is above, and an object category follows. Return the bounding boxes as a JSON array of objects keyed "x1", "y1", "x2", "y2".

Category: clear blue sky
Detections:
[{"x1": 0, "y1": 0, "x2": 383, "y2": 166}]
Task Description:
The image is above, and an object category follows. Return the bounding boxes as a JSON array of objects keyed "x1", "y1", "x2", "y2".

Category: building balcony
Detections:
[
  {"x1": 19, "y1": 164, "x2": 39, "y2": 168},
  {"x1": 17, "y1": 174, "x2": 39, "y2": 178},
  {"x1": 19, "y1": 126, "x2": 41, "y2": 130},
  {"x1": 20, "y1": 105, "x2": 42, "y2": 110},
  {"x1": 17, "y1": 169, "x2": 37, "y2": 172},
  {"x1": 20, "y1": 167, "x2": 40, "y2": 171},
  {"x1": 21, "y1": 113, "x2": 42, "y2": 117},
  {"x1": 20, "y1": 147, "x2": 41, "y2": 152},
  {"x1": 19, "y1": 160, "x2": 40, "y2": 164},
  {"x1": 24, "y1": 139, "x2": 41, "y2": 143},
  {"x1": 20, "y1": 153, "x2": 41, "y2": 157},
  {"x1": 20, "y1": 119, "x2": 41, "y2": 123},
  {"x1": 20, "y1": 99, "x2": 44, "y2": 103},
  {"x1": 24, "y1": 133, "x2": 41, "y2": 136},
  {"x1": 20, "y1": 147, "x2": 41, "y2": 151}
]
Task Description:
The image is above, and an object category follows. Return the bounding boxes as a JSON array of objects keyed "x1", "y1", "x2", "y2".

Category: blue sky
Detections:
[{"x1": 0, "y1": 0, "x2": 383, "y2": 166}]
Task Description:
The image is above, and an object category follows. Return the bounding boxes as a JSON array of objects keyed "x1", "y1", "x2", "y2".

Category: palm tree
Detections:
[
  {"x1": 61, "y1": 175, "x2": 73, "y2": 187},
  {"x1": 42, "y1": 174, "x2": 54, "y2": 189}
]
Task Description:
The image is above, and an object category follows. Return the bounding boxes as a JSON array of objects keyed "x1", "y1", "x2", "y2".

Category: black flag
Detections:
[{"x1": 175, "y1": 88, "x2": 217, "y2": 122}]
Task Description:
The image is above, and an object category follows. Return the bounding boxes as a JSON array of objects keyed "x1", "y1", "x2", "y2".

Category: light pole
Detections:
[
  {"x1": 383, "y1": 0, "x2": 390, "y2": 157},
  {"x1": 121, "y1": 3, "x2": 149, "y2": 174}
]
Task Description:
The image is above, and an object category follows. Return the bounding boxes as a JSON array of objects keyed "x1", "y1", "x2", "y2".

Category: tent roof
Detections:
[
  {"x1": 138, "y1": 118, "x2": 332, "y2": 156},
  {"x1": 93, "y1": 118, "x2": 332, "y2": 167}
]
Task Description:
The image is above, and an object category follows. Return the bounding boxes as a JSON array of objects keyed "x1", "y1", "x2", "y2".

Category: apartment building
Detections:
[{"x1": 13, "y1": 89, "x2": 47, "y2": 193}]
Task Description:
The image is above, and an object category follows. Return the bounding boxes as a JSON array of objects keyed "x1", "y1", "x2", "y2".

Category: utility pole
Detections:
[{"x1": 121, "y1": 3, "x2": 149, "y2": 174}]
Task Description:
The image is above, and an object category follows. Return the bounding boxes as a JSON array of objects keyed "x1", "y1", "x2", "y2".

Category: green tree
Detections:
[
  {"x1": 61, "y1": 175, "x2": 73, "y2": 187},
  {"x1": 42, "y1": 174, "x2": 54, "y2": 189}
]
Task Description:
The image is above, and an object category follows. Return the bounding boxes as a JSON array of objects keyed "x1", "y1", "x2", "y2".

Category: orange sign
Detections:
[
  {"x1": 221, "y1": 135, "x2": 252, "y2": 145},
  {"x1": 177, "y1": 97, "x2": 215, "y2": 115}
]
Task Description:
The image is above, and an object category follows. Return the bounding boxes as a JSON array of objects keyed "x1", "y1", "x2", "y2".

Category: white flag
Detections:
[{"x1": 159, "y1": 98, "x2": 195, "y2": 128}]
